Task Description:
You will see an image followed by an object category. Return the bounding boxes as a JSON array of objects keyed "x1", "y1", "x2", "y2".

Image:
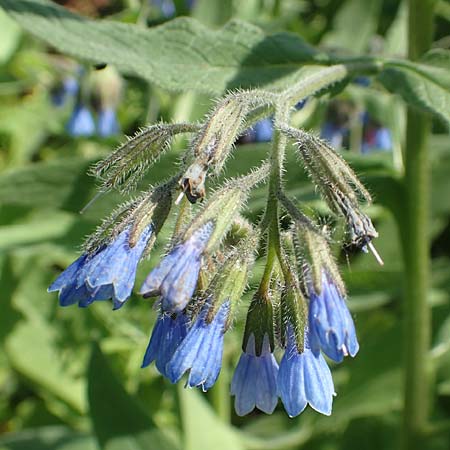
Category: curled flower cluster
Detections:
[{"x1": 49, "y1": 84, "x2": 380, "y2": 418}]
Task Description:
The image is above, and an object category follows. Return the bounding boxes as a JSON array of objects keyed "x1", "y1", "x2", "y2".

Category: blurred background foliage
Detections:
[{"x1": 0, "y1": 0, "x2": 449, "y2": 449}]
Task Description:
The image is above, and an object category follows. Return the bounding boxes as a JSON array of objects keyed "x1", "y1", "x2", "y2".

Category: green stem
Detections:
[
  {"x1": 210, "y1": 361, "x2": 230, "y2": 422},
  {"x1": 402, "y1": 1, "x2": 435, "y2": 449},
  {"x1": 281, "y1": 62, "x2": 380, "y2": 107}
]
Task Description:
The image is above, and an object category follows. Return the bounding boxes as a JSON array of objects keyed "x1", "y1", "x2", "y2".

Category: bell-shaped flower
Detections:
[
  {"x1": 278, "y1": 325, "x2": 335, "y2": 417},
  {"x1": 230, "y1": 334, "x2": 279, "y2": 416},
  {"x1": 308, "y1": 272, "x2": 359, "y2": 363},
  {"x1": 140, "y1": 222, "x2": 213, "y2": 313},
  {"x1": 166, "y1": 301, "x2": 230, "y2": 391},
  {"x1": 97, "y1": 107, "x2": 120, "y2": 137},
  {"x1": 142, "y1": 312, "x2": 189, "y2": 377},
  {"x1": 48, "y1": 224, "x2": 153, "y2": 309},
  {"x1": 67, "y1": 104, "x2": 95, "y2": 137}
]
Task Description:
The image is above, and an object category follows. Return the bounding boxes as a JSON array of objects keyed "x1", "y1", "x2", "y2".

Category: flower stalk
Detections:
[{"x1": 402, "y1": 0, "x2": 436, "y2": 448}]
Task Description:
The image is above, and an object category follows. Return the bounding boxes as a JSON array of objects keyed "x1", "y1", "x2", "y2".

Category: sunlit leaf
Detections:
[
  {"x1": 0, "y1": 0, "x2": 327, "y2": 94},
  {"x1": 379, "y1": 50, "x2": 450, "y2": 125}
]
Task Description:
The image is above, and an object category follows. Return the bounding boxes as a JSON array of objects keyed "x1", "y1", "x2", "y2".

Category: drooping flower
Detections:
[
  {"x1": 278, "y1": 325, "x2": 335, "y2": 417},
  {"x1": 230, "y1": 334, "x2": 279, "y2": 416},
  {"x1": 166, "y1": 301, "x2": 230, "y2": 391},
  {"x1": 66, "y1": 104, "x2": 95, "y2": 137},
  {"x1": 51, "y1": 76, "x2": 79, "y2": 107},
  {"x1": 142, "y1": 312, "x2": 189, "y2": 377},
  {"x1": 320, "y1": 121, "x2": 347, "y2": 149},
  {"x1": 97, "y1": 107, "x2": 120, "y2": 137},
  {"x1": 48, "y1": 224, "x2": 153, "y2": 309},
  {"x1": 140, "y1": 222, "x2": 214, "y2": 313},
  {"x1": 308, "y1": 272, "x2": 359, "y2": 363}
]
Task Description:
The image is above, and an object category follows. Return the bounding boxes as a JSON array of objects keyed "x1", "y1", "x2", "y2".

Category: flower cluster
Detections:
[
  {"x1": 49, "y1": 82, "x2": 380, "y2": 419},
  {"x1": 51, "y1": 65, "x2": 122, "y2": 137}
]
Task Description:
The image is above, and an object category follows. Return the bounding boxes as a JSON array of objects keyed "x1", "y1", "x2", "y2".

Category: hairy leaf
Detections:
[
  {"x1": 0, "y1": 0, "x2": 327, "y2": 94},
  {"x1": 379, "y1": 49, "x2": 450, "y2": 125}
]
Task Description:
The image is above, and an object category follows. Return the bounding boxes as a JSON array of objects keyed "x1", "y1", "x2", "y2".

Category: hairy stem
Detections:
[{"x1": 402, "y1": 0, "x2": 436, "y2": 449}]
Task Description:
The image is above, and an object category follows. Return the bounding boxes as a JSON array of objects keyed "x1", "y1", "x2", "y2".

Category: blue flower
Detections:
[
  {"x1": 67, "y1": 104, "x2": 96, "y2": 137},
  {"x1": 278, "y1": 326, "x2": 335, "y2": 417},
  {"x1": 230, "y1": 334, "x2": 279, "y2": 416},
  {"x1": 374, "y1": 127, "x2": 392, "y2": 151},
  {"x1": 152, "y1": 0, "x2": 176, "y2": 17},
  {"x1": 51, "y1": 77, "x2": 79, "y2": 107},
  {"x1": 140, "y1": 222, "x2": 213, "y2": 313},
  {"x1": 253, "y1": 118, "x2": 273, "y2": 142},
  {"x1": 97, "y1": 107, "x2": 120, "y2": 137},
  {"x1": 166, "y1": 301, "x2": 230, "y2": 391},
  {"x1": 142, "y1": 312, "x2": 189, "y2": 377},
  {"x1": 308, "y1": 272, "x2": 359, "y2": 363},
  {"x1": 48, "y1": 224, "x2": 153, "y2": 309},
  {"x1": 320, "y1": 122, "x2": 347, "y2": 149}
]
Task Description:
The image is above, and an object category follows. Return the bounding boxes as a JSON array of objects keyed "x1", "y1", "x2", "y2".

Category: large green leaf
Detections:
[
  {"x1": 5, "y1": 320, "x2": 86, "y2": 414},
  {"x1": 178, "y1": 388, "x2": 244, "y2": 450},
  {"x1": 0, "y1": 157, "x2": 95, "y2": 210},
  {"x1": 0, "y1": 426, "x2": 97, "y2": 450},
  {"x1": 0, "y1": 0, "x2": 326, "y2": 94},
  {"x1": 88, "y1": 344, "x2": 180, "y2": 450},
  {"x1": 322, "y1": 0, "x2": 382, "y2": 54},
  {"x1": 0, "y1": 8, "x2": 21, "y2": 64},
  {"x1": 379, "y1": 50, "x2": 450, "y2": 125}
]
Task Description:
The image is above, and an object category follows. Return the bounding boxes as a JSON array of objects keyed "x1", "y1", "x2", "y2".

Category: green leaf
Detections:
[
  {"x1": 322, "y1": 0, "x2": 382, "y2": 54},
  {"x1": 0, "y1": 211, "x2": 76, "y2": 252},
  {"x1": 0, "y1": 157, "x2": 94, "y2": 210},
  {"x1": 379, "y1": 50, "x2": 450, "y2": 125},
  {"x1": 88, "y1": 344, "x2": 180, "y2": 450},
  {"x1": 0, "y1": 0, "x2": 326, "y2": 94},
  {"x1": 0, "y1": 256, "x2": 21, "y2": 343},
  {"x1": 0, "y1": 8, "x2": 21, "y2": 64},
  {"x1": 0, "y1": 426, "x2": 98, "y2": 450},
  {"x1": 5, "y1": 320, "x2": 86, "y2": 414},
  {"x1": 178, "y1": 388, "x2": 244, "y2": 450}
]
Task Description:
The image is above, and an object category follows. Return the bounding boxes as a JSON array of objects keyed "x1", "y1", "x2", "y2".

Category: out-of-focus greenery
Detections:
[{"x1": 0, "y1": 1, "x2": 449, "y2": 450}]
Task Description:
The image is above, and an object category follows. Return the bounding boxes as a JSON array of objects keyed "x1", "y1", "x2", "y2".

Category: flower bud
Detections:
[
  {"x1": 91, "y1": 122, "x2": 199, "y2": 194},
  {"x1": 183, "y1": 163, "x2": 269, "y2": 254},
  {"x1": 280, "y1": 127, "x2": 379, "y2": 254},
  {"x1": 179, "y1": 91, "x2": 273, "y2": 203}
]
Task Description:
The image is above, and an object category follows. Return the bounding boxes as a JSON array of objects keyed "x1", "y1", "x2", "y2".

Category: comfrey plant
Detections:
[{"x1": 49, "y1": 66, "x2": 383, "y2": 417}]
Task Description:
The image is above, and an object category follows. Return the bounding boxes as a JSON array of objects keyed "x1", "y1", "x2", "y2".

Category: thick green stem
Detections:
[{"x1": 402, "y1": 1, "x2": 435, "y2": 448}]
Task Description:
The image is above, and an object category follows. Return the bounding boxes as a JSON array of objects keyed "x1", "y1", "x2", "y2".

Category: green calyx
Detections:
[
  {"x1": 243, "y1": 289, "x2": 275, "y2": 356},
  {"x1": 279, "y1": 270, "x2": 307, "y2": 353},
  {"x1": 278, "y1": 191, "x2": 345, "y2": 297},
  {"x1": 182, "y1": 163, "x2": 269, "y2": 254}
]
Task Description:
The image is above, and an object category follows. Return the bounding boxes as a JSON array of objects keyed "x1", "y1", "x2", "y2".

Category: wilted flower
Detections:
[
  {"x1": 142, "y1": 311, "x2": 189, "y2": 377},
  {"x1": 140, "y1": 222, "x2": 214, "y2": 313},
  {"x1": 278, "y1": 325, "x2": 334, "y2": 417},
  {"x1": 231, "y1": 334, "x2": 279, "y2": 416},
  {"x1": 166, "y1": 301, "x2": 230, "y2": 391},
  {"x1": 308, "y1": 272, "x2": 359, "y2": 362},
  {"x1": 67, "y1": 104, "x2": 95, "y2": 137},
  {"x1": 48, "y1": 224, "x2": 153, "y2": 309}
]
